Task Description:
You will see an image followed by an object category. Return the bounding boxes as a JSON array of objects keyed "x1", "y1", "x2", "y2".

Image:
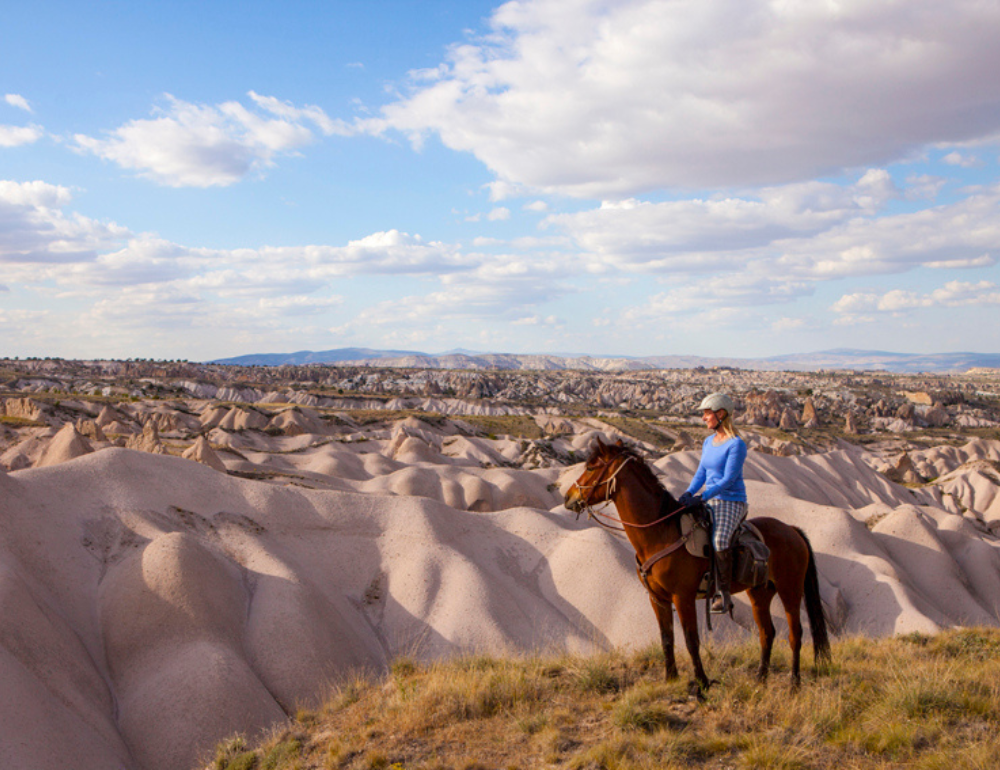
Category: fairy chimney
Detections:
[{"x1": 800, "y1": 398, "x2": 820, "y2": 429}]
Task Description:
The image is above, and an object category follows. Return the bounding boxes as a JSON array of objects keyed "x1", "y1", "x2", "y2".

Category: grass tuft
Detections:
[{"x1": 207, "y1": 628, "x2": 1000, "y2": 770}]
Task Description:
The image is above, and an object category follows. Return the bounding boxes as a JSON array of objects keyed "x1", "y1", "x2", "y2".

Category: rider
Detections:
[{"x1": 678, "y1": 392, "x2": 748, "y2": 614}]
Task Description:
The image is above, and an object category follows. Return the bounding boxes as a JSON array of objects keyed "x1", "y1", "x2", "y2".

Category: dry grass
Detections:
[
  {"x1": 205, "y1": 629, "x2": 1000, "y2": 770},
  {"x1": 0, "y1": 415, "x2": 46, "y2": 427},
  {"x1": 458, "y1": 415, "x2": 546, "y2": 440},
  {"x1": 588, "y1": 416, "x2": 676, "y2": 451}
]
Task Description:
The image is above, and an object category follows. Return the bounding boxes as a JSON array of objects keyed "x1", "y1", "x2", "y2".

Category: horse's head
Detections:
[{"x1": 564, "y1": 437, "x2": 631, "y2": 513}]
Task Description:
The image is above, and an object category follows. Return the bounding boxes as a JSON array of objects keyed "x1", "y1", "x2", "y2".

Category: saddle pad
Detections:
[{"x1": 680, "y1": 513, "x2": 711, "y2": 558}]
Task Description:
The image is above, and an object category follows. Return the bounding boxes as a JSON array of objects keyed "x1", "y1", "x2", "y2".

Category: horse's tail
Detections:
[{"x1": 795, "y1": 526, "x2": 832, "y2": 665}]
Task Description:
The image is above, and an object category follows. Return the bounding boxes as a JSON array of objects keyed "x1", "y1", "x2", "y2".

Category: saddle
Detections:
[{"x1": 679, "y1": 511, "x2": 771, "y2": 595}]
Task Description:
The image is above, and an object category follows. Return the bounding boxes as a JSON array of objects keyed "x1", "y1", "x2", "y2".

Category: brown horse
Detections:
[{"x1": 564, "y1": 439, "x2": 830, "y2": 694}]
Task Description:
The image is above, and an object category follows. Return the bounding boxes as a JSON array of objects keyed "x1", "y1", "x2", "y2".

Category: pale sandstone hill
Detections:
[
  {"x1": 182, "y1": 435, "x2": 227, "y2": 473},
  {"x1": 2, "y1": 425, "x2": 1000, "y2": 770},
  {"x1": 0, "y1": 449, "x2": 651, "y2": 770},
  {"x1": 35, "y1": 422, "x2": 94, "y2": 467}
]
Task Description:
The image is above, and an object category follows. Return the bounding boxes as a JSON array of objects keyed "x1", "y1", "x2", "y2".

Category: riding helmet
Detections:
[{"x1": 698, "y1": 392, "x2": 735, "y2": 414}]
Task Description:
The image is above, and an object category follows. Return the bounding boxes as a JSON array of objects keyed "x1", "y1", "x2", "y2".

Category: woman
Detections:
[{"x1": 678, "y1": 392, "x2": 748, "y2": 614}]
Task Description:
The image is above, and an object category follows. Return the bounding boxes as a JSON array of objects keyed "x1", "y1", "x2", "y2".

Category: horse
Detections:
[{"x1": 564, "y1": 438, "x2": 830, "y2": 695}]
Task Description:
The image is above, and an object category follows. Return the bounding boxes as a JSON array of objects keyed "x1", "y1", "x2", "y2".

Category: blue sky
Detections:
[{"x1": 3, "y1": 0, "x2": 1000, "y2": 361}]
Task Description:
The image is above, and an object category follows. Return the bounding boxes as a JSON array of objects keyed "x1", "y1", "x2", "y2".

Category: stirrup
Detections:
[{"x1": 710, "y1": 592, "x2": 733, "y2": 615}]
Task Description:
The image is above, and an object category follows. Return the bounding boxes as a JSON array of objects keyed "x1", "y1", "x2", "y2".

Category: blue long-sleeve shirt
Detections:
[{"x1": 685, "y1": 435, "x2": 748, "y2": 502}]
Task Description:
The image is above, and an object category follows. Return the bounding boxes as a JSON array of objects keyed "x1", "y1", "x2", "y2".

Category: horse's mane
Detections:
[{"x1": 593, "y1": 441, "x2": 670, "y2": 498}]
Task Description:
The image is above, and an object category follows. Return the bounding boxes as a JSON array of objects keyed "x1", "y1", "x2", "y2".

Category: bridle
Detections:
[
  {"x1": 572, "y1": 452, "x2": 691, "y2": 533},
  {"x1": 573, "y1": 454, "x2": 633, "y2": 505}
]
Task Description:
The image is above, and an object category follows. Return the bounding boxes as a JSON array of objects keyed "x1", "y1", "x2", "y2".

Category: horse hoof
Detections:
[{"x1": 688, "y1": 680, "x2": 709, "y2": 701}]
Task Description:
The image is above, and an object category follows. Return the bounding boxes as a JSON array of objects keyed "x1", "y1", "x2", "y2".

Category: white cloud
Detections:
[
  {"x1": 0, "y1": 180, "x2": 128, "y2": 266},
  {"x1": 4, "y1": 94, "x2": 32, "y2": 113},
  {"x1": 830, "y1": 292, "x2": 880, "y2": 314},
  {"x1": 73, "y1": 93, "x2": 349, "y2": 187},
  {"x1": 486, "y1": 180, "x2": 524, "y2": 201},
  {"x1": 524, "y1": 200, "x2": 549, "y2": 212},
  {"x1": 0, "y1": 308, "x2": 47, "y2": 330},
  {"x1": 52, "y1": 229, "x2": 477, "y2": 301},
  {"x1": 246, "y1": 91, "x2": 345, "y2": 136},
  {"x1": 487, "y1": 206, "x2": 511, "y2": 221},
  {"x1": 930, "y1": 280, "x2": 1000, "y2": 305},
  {"x1": 904, "y1": 174, "x2": 947, "y2": 201},
  {"x1": 512, "y1": 314, "x2": 560, "y2": 326},
  {"x1": 545, "y1": 171, "x2": 901, "y2": 273},
  {"x1": 331, "y1": 250, "x2": 573, "y2": 337},
  {"x1": 942, "y1": 151, "x2": 982, "y2": 168},
  {"x1": 774, "y1": 189, "x2": 1000, "y2": 279},
  {"x1": 253, "y1": 295, "x2": 344, "y2": 316},
  {"x1": 831, "y1": 281, "x2": 1000, "y2": 316},
  {"x1": 0, "y1": 124, "x2": 43, "y2": 147},
  {"x1": 626, "y1": 275, "x2": 813, "y2": 323},
  {"x1": 361, "y1": 0, "x2": 1000, "y2": 196},
  {"x1": 771, "y1": 317, "x2": 810, "y2": 332},
  {"x1": 542, "y1": 175, "x2": 1000, "y2": 293}
]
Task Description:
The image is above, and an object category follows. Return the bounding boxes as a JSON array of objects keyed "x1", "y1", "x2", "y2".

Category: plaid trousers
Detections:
[{"x1": 707, "y1": 499, "x2": 748, "y2": 551}]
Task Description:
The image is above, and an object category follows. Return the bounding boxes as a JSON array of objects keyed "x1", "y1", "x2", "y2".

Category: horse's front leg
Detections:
[
  {"x1": 650, "y1": 594, "x2": 678, "y2": 680},
  {"x1": 673, "y1": 592, "x2": 710, "y2": 697}
]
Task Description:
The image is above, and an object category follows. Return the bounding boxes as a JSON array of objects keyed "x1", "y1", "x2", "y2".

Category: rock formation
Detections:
[{"x1": 181, "y1": 436, "x2": 227, "y2": 473}]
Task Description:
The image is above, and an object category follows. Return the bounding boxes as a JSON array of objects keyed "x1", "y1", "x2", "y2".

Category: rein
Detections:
[
  {"x1": 585, "y1": 499, "x2": 691, "y2": 531},
  {"x1": 575, "y1": 454, "x2": 692, "y2": 531}
]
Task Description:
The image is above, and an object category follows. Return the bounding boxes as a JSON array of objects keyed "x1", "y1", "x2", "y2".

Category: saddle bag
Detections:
[{"x1": 735, "y1": 535, "x2": 771, "y2": 587}]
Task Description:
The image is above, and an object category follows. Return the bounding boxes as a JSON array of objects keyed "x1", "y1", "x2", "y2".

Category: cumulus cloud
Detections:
[
  {"x1": 4, "y1": 94, "x2": 32, "y2": 112},
  {"x1": 774, "y1": 189, "x2": 1000, "y2": 279},
  {"x1": 73, "y1": 93, "x2": 349, "y2": 187},
  {"x1": 0, "y1": 180, "x2": 128, "y2": 266},
  {"x1": 0, "y1": 124, "x2": 43, "y2": 147},
  {"x1": 832, "y1": 281, "x2": 1000, "y2": 315},
  {"x1": 625, "y1": 275, "x2": 814, "y2": 325},
  {"x1": 512, "y1": 314, "x2": 561, "y2": 326},
  {"x1": 332, "y1": 250, "x2": 573, "y2": 337},
  {"x1": 4, "y1": 183, "x2": 479, "y2": 305},
  {"x1": 48, "y1": 229, "x2": 477, "y2": 304},
  {"x1": 360, "y1": 0, "x2": 1000, "y2": 196},
  {"x1": 5, "y1": 187, "x2": 505, "y2": 351},
  {"x1": 541, "y1": 175, "x2": 1000, "y2": 295},
  {"x1": 942, "y1": 151, "x2": 982, "y2": 168},
  {"x1": 544, "y1": 171, "x2": 900, "y2": 273}
]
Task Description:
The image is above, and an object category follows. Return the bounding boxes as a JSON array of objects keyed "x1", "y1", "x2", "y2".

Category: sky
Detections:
[{"x1": 2, "y1": 0, "x2": 1000, "y2": 362}]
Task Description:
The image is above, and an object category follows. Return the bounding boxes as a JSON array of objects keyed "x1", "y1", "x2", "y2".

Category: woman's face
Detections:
[{"x1": 702, "y1": 409, "x2": 724, "y2": 430}]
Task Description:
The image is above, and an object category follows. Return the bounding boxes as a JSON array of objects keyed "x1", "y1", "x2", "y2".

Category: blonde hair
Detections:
[{"x1": 717, "y1": 410, "x2": 741, "y2": 440}]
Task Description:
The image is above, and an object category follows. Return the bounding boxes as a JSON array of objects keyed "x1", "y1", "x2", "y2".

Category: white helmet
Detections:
[{"x1": 699, "y1": 392, "x2": 735, "y2": 414}]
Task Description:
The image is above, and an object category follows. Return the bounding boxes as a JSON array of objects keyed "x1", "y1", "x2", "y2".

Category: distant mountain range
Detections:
[
  {"x1": 209, "y1": 347, "x2": 1000, "y2": 374},
  {"x1": 211, "y1": 347, "x2": 425, "y2": 366}
]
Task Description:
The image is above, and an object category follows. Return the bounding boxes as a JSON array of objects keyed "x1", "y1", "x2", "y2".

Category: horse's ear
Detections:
[
  {"x1": 615, "y1": 439, "x2": 624, "y2": 447},
  {"x1": 596, "y1": 436, "x2": 606, "y2": 449}
]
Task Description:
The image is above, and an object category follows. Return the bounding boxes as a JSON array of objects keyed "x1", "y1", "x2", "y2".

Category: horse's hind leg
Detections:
[
  {"x1": 748, "y1": 584, "x2": 777, "y2": 682},
  {"x1": 673, "y1": 593, "x2": 710, "y2": 696},
  {"x1": 776, "y1": 582, "x2": 805, "y2": 689},
  {"x1": 651, "y1": 595, "x2": 679, "y2": 680}
]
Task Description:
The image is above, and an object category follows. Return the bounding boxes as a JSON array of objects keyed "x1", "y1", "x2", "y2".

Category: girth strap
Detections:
[{"x1": 635, "y1": 529, "x2": 693, "y2": 594}]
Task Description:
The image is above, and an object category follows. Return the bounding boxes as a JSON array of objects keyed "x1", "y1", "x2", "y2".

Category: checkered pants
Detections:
[{"x1": 707, "y1": 499, "x2": 748, "y2": 552}]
